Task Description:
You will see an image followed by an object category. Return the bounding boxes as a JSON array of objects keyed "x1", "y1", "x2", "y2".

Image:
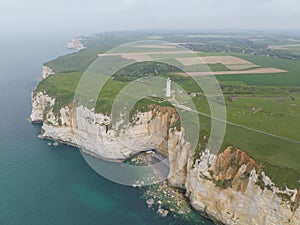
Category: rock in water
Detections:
[
  {"x1": 157, "y1": 208, "x2": 169, "y2": 217},
  {"x1": 146, "y1": 199, "x2": 155, "y2": 207}
]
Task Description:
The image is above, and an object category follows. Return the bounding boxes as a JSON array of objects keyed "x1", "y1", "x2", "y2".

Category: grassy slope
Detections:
[
  {"x1": 45, "y1": 50, "x2": 99, "y2": 73},
  {"x1": 35, "y1": 71, "x2": 82, "y2": 114},
  {"x1": 208, "y1": 63, "x2": 231, "y2": 72},
  {"x1": 44, "y1": 35, "x2": 146, "y2": 73}
]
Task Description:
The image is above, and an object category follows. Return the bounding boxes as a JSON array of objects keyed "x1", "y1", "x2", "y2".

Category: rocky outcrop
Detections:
[
  {"x1": 30, "y1": 91, "x2": 300, "y2": 225},
  {"x1": 42, "y1": 65, "x2": 55, "y2": 79},
  {"x1": 30, "y1": 92, "x2": 55, "y2": 122},
  {"x1": 67, "y1": 37, "x2": 85, "y2": 51}
]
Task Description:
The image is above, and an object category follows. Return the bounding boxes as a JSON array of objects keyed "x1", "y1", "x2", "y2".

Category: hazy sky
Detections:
[{"x1": 1, "y1": 0, "x2": 299, "y2": 34}]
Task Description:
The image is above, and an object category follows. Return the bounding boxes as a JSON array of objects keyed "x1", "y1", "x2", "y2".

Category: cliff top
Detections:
[{"x1": 34, "y1": 33, "x2": 300, "y2": 189}]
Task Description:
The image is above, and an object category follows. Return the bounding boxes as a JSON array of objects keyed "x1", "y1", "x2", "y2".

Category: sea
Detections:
[{"x1": 0, "y1": 32, "x2": 213, "y2": 225}]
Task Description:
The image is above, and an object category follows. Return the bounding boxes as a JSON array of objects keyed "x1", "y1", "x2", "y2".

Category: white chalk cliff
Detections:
[
  {"x1": 30, "y1": 91, "x2": 300, "y2": 225},
  {"x1": 42, "y1": 66, "x2": 55, "y2": 79},
  {"x1": 67, "y1": 37, "x2": 85, "y2": 51}
]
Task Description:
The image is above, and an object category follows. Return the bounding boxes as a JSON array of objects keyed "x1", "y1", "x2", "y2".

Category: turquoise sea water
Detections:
[{"x1": 0, "y1": 33, "x2": 213, "y2": 225}]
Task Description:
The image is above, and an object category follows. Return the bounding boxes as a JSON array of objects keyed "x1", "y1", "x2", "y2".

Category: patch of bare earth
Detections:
[
  {"x1": 268, "y1": 44, "x2": 300, "y2": 50},
  {"x1": 177, "y1": 67, "x2": 287, "y2": 76},
  {"x1": 134, "y1": 45, "x2": 176, "y2": 49},
  {"x1": 98, "y1": 51, "x2": 191, "y2": 62}
]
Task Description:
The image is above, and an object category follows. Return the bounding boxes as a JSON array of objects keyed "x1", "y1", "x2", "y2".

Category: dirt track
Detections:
[{"x1": 178, "y1": 67, "x2": 287, "y2": 76}]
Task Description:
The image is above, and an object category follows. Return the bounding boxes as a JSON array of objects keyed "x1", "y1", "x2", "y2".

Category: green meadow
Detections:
[{"x1": 217, "y1": 53, "x2": 300, "y2": 86}]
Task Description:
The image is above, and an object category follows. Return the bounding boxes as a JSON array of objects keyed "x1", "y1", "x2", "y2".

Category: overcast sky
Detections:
[{"x1": 1, "y1": 0, "x2": 299, "y2": 34}]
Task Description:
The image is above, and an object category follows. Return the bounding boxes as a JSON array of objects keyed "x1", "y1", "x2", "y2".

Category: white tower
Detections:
[{"x1": 166, "y1": 78, "x2": 171, "y2": 98}]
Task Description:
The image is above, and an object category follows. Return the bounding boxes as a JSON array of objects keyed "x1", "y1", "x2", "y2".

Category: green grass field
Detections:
[{"x1": 217, "y1": 53, "x2": 300, "y2": 86}]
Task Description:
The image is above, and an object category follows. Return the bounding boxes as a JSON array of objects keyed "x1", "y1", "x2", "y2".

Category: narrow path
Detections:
[{"x1": 173, "y1": 102, "x2": 300, "y2": 145}]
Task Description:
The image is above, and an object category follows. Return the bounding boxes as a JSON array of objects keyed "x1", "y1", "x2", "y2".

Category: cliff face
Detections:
[
  {"x1": 186, "y1": 149, "x2": 300, "y2": 225},
  {"x1": 30, "y1": 91, "x2": 185, "y2": 161},
  {"x1": 42, "y1": 66, "x2": 55, "y2": 79},
  {"x1": 31, "y1": 91, "x2": 300, "y2": 225},
  {"x1": 67, "y1": 37, "x2": 85, "y2": 50}
]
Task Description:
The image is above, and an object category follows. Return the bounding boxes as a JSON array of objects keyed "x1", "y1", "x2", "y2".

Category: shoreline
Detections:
[
  {"x1": 30, "y1": 93, "x2": 300, "y2": 225},
  {"x1": 35, "y1": 130, "x2": 222, "y2": 224}
]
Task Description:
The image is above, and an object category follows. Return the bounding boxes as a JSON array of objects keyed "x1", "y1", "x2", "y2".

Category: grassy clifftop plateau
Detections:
[{"x1": 35, "y1": 34, "x2": 300, "y2": 189}]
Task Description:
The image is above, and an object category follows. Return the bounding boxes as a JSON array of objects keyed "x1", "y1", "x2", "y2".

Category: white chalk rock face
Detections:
[
  {"x1": 42, "y1": 66, "x2": 55, "y2": 79},
  {"x1": 30, "y1": 92, "x2": 180, "y2": 160},
  {"x1": 185, "y1": 149, "x2": 300, "y2": 225},
  {"x1": 30, "y1": 92, "x2": 55, "y2": 122},
  {"x1": 67, "y1": 37, "x2": 85, "y2": 51},
  {"x1": 30, "y1": 91, "x2": 300, "y2": 225},
  {"x1": 72, "y1": 106, "x2": 165, "y2": 160}
]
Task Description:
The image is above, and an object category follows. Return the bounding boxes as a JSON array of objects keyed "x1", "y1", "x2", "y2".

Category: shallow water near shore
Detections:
[{"x1": 0, "y1": 33, "x2": 214, "y2": 225}]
